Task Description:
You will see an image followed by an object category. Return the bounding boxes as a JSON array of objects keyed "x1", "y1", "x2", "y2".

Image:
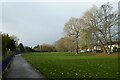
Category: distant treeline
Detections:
[{"x1": 34, "y1": 44, "x2": 56, "y2": 52}]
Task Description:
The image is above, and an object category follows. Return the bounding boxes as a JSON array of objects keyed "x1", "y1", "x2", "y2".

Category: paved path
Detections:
[{"x1": 3, "y1": 54, "x2": 46, "y2": 78}]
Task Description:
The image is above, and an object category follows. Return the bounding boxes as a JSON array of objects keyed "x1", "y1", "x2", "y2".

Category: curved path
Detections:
[{"x1": 3, "y1": 54, "x2": 46, "y2": 79}]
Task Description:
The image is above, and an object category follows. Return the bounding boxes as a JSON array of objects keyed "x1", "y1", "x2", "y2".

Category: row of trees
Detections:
[
  {"x1": 34, "y1": 3, "x2": 119, "y2": 54},
  {"x1": 34, "y1": 44, "x2": 56, "y2": 52},
  {"x1": 1, "y1": 32, "x2": 35, "y2": 58},
  {"x1": 34, "y1": 37, "x2": 75, "y2": 52},
  {"x1": 59, "y1": 2, "x2": 119, "y2": 54},
  {"x1": 1, "y1": 32, "x2": 18, "y2": 55},
  {"x1": 1, "y1": 3, "x2": 118, "y2": 55},
  {"x1": 17, "y1": 43, "x2": 35, "y2": 53}
]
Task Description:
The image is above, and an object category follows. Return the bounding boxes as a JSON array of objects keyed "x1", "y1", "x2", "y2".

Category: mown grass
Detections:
[{"x1": 22, "y1": 52, "x2": 119, "y2": 79}]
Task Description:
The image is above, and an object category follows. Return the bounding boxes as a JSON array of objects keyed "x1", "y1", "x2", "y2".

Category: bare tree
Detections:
[
  {"x1": 81, "y1": 3, "x2": 118, "y2": 54},
  {"x1": 97, "y1": 3, "x2": 118, "y2": 54},
  {"x1": 64, "y1": 17, "x2": 82, "y2": 54},
  {"x1": 55, "y1": 36, "x2": 74, "y2": 52}
]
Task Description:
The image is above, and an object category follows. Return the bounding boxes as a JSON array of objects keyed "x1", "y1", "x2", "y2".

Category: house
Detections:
[{"x1": 92, "y1": 40, "x2": 120, "y2": 52}]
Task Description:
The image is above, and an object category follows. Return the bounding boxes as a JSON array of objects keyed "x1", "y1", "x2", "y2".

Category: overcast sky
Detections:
[{"x1": 0, "y1": 0, "x2": 119, "y2": 47}]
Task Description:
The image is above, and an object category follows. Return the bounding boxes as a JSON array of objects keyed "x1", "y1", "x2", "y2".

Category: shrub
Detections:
[{"x1": 112, "y1": 47, "x2": 119, "y2": 52}]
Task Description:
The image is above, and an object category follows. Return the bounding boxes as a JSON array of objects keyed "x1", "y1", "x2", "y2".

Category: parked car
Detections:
[{"x1": 80, "y1": 50, "x2": 87, "y2": 53}]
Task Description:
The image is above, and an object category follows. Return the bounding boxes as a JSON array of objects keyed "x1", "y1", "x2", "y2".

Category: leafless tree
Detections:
[{"x1": 64, "y1": 17, "x2": 82, "y2": 54}]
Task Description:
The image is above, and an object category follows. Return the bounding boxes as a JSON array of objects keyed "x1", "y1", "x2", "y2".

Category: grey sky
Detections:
[{"x1": 1, "y1": 1, "x2": 118, "y2": 47}]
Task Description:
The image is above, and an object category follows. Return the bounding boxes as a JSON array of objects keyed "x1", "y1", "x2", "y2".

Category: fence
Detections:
[{"x1": 2, "y1": 53, "x2": 15, "y2": 72}]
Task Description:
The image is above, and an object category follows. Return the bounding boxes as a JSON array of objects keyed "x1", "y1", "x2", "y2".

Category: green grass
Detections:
[{"x1": 22, "y1": 52, "x2": 119, "y2": 79}]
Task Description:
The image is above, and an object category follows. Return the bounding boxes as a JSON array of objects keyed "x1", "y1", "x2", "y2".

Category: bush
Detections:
[
  {"x1": 112, "y1": 47, "x2": 120, "y2": 52},
  {"x1": 118, "y1": 48, "x2": 120, "y2": 52},
  {"x1": 94, "y1": 50, "x2": 103, "y2": 53}
]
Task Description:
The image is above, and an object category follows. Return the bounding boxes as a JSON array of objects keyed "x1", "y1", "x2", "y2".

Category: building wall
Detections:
[{"x1": 93, "y1": 44, "x2": 118, "y2": 51}]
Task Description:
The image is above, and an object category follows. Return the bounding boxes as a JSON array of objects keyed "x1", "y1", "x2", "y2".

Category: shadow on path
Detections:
[{"x1": 3, "y1": 54, "x2": 46, "y2": 79}]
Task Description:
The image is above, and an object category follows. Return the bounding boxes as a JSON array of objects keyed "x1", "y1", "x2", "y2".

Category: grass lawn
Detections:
[{"x1": 22, "y1": 52, "x2": 119, "y2": 79}]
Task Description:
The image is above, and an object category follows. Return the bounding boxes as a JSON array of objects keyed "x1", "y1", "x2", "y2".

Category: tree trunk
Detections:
[
  {"x1": 102, "y1": 46, "x2": 106, "y2": 54},
  {"x1": 76, "y1": 37, "x2": 79, "y2": 54},
  {"x1": 95, "y1": 45, "x2": 97, "y2": 53},
  {"x1": 103, "y1": 49, "x2": 106, "y2": 54},
  {"x1": 106, "y1": 47, "x2": 111, "y2": 54},
  {"x1": 76, "y1": 34, "x2": 79, "y2": 54},
  {"x1": 108, "y1": 27, "x2": 112, "y2": 54},
  {"x1": 94, "y1": 32, "x2": 107, "y2": 54}
]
